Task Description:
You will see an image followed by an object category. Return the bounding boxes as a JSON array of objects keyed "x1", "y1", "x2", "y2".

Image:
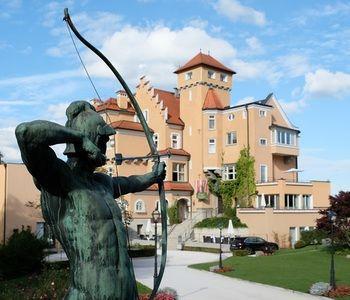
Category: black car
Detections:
[{"x1": 230, "y1": 236, "x2": 279, "y2": 254}]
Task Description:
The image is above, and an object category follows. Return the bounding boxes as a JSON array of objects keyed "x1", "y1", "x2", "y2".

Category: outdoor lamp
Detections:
[
  {"x1": 327, "y1": 210, "x2": 337, "y2": 223},
  {"x1": 327, "y1": 210, "x2": 337, "y2": 290},
  {"x1": 152, "y1": 209, "x2": 161, "y2": 223}
]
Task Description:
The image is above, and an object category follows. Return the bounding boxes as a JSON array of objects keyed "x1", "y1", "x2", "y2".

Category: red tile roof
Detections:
[
  {"x1": 147, "y1": 181, "x2": 194, "y2": 193},
  {"x1": 154, "y1": 89, "x2": 185, "y2": 127},
  {"x1": 174, "y1": 53, "x2": 235, "y2": 74},
  {"x1": 94, "y1": 97, "x2": 135, "y2": 114},
  {"x1": 202, "y1": 88, "x2": 226, "y2": 110},
  {"x1": 110, "y1": 120, "x2": 154, "y2": 133},
  {"x1": 158, "y1": 148, "x2": 191, "y2": 157}
]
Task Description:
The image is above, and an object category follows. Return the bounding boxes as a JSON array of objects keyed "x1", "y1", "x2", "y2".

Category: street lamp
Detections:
[
  {"x1": 327, "y1": 210, "x2": 337, "y2": 290},
  {"x1": 151, "y1": 209, "x2": 161, "y2": 284},
  {"x1": 218, "y1": 223, "x2": 224, "y2": 270}
]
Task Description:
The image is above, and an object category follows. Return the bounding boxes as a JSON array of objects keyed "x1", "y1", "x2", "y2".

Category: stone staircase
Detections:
[{"x1": 167, "y1": 211, "x2": 204, "y2": 250}]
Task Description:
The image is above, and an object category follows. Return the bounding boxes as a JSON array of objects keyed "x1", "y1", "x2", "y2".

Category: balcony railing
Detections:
[{"x1": 256, "y1": 177, "x2": 313, "y2": 184}]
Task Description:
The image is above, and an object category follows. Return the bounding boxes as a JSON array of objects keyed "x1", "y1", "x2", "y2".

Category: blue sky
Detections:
[{"x1": 0, "y1": 0, "x2": 349, "y2": 194}]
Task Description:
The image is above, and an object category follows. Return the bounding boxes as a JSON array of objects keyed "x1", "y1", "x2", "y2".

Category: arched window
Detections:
[{"x1": 135, "y1": 199, "x2": 146, "y2": 213}]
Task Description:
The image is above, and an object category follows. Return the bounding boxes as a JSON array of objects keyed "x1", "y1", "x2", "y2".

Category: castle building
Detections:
[{"x1": 94, "y1": 52, "x2": 330, "y2": 247}]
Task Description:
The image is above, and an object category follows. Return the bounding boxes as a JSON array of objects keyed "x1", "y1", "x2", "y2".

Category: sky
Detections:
[{"x1": 0, "y1": 0, "x2": 349, "y2": 194}]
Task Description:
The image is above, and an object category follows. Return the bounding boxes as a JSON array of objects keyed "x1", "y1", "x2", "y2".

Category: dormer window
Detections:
[
  {"x1": 220, "y1": 73, "x2": 228, "y2": 82},
  {"x1": 153, "y1": 133, "x2": 159, "y2": 149},
  {"x1": 171, "y1": 133, "x2": 181, "y2": 149},
  {"x1": 208, "y1": 70, "x2": 216, "y2": 79},
  {"x1": 185, "y1": 72, "x2": 192, "y2": 80},
  {"x1": 259, "y1": 110, "x2": 267, "y2": 117}
]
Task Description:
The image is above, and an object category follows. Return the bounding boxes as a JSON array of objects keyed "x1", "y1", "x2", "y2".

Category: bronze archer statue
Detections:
[{"x1": 16, "y1": 101, "x2": 166, "y2": 299}]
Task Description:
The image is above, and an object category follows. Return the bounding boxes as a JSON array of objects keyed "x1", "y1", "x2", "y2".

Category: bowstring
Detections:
[{"x1": 66, "y1": 20, "x2": 133, "y2": 255}]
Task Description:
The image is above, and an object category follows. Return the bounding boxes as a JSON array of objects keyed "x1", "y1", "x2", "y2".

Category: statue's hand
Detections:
[
  {"x1": 152, "y1": 161, "x2": 166, "y2": 183},
  {"x1": 81, "y1": 137, "x2": 106, "y2": 166}
]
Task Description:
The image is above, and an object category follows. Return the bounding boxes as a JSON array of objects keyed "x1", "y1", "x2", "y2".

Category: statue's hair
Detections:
[{"x1": 65, "y1": 101, "x2": 96, "y2": 129}]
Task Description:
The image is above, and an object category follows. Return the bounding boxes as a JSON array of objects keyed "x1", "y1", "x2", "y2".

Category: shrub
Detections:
[
  {"x1": 128, "y1": 245, "x2": 156, "y2": 258},
  {"x1": 0, "y1": 227, "x2": 47, "y2": 279},
  {"x1": 300, "y1": 229, "x2": 327, "y2": 246},
  {"x1": 167, "y1": 204, "x2": 180, "y2": 225},
  {"x1": 194, "y1": 216, "x2": 247, "y2": 228},
  {"x1": 232, "y1": 250, "x2": 249, "y2": 256},
  {"x1": 294, "y1": 240, "x2": 306, "y2": 249}
]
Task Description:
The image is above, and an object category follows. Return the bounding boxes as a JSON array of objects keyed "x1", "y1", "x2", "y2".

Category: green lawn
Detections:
[
  {"x1": 190, "y1": 246, "x2": 350, "y2": 299},
  {"x1": 0, "y1": 264, "x2": 151, "y2": 299}
]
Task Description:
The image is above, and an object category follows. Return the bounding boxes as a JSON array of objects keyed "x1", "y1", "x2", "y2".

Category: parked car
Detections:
[{"x1": 230, "y1": 236, "x2": 279, "y2": 254}]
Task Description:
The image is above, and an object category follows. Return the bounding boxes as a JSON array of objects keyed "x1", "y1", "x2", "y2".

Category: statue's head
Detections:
[{"x1": 63, "y1": 101, "x2": 115, "y2": 166}]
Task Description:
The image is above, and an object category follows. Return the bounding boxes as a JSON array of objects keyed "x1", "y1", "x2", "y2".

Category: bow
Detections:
[{"x1": 63, "y1": 8, "x2": 167, "y2": 299}]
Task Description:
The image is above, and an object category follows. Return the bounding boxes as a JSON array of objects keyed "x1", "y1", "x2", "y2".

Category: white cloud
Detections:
[
  {"x1": 245, "y1": 36, "x2": 264, "y2": 54},
  {"x1": 214, "y1": 0, "x2": 267, "y2": 26},
  {"x1": 0, "y1": 127, "x2": 21, "y2": 162},
  {"x1": 304, "y1": 69, "x2": 350, "y2": 98},
  {"x1": 277, "y1": 54, "x2": 311, "y2": 78},
  {"x1": 83, "y1": 25, "x2": 236, "y2": 88},
  {"x1": 236, "y1": 96, "x2": 255, "y2": 105},
  {"x1": 46, "y1": 102, "x2": 70, "y2": 125},
  {"x1": 280, "y1": 99, "x2": 306, "y2": 113}
]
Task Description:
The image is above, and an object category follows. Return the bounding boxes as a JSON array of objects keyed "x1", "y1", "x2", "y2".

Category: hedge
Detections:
[{"x1": 194, "y1": 216, "x2": 247, "y2": 229}]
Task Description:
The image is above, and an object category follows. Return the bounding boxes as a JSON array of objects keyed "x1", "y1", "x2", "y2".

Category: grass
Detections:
[
  {"x1": 0, "y1": 263, "x2": 151, "y2": 299},
  {"x1": 189, "y1": 246, "x2": 350, "y2": 299}
]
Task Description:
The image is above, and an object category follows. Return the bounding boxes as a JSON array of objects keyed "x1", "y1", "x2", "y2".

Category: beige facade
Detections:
[
  {"x1": 0, "y1": 163, "x2": 43, "y2": 244},
  {"x1": 93, "y1": 53, "x2": 330, "y2": 246}
]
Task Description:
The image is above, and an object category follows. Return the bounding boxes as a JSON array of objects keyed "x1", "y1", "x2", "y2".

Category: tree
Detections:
[
  {"x1": 317, "y1": 191, "x2": 350, "y2": 247},
  {"x1": 234, "y1": 147, "x2": 256, "y2": 208}
]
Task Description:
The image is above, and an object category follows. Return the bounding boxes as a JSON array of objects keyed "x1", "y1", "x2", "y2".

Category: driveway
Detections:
[{"x1": 133, "y1": 250, "x2": 329, "y2": 300}]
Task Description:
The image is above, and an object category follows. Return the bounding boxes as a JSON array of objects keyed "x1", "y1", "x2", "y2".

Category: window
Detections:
[
  {"x1": 284, "y1": 194, "x2": 297, "y2": 209},
  {"x1": 171, "y1": 133, "x2": 180, "y2": 149},
  {"x1": 228, "y1": 113, "x2": 235, "y2": 121},
  {"x1": 108, "y1": 136, "x2": 115, "y2": 148},
  {"x1": 223, "y1": 164, "x2": 236, "y2": 180},
  {"x1": 153, "y1": 133, "x2": 159, "y2": 149},
  {"x1": 189, "y1": 126, "x2": 192, "y2": 136},
  {"x1": 135, "y1": 200, "x2": 146, "y2": 213},
  {"x1": 259, "y1": 110, "x2": 266, "y2": 117},
  {"x1": 208, "y1": 70, "x2": 216, "y2": 79},
  {"x1": 143, "y1": 109, "x2": 149, "y2": 122},
  {"x1": 208, "y1": 115, "x2": 215, "y2": 129},
  {"x1": 258, "y1": 194, "x2": 278, "y2": 209},
  {"x1": 220, "y1": 73, "x2": 228, "y2": 82},
  {"x1": 276, "y1": 129, "x2": 296, "y2": 146},
  {"x1": 107, "y1": 167, "x2": 113, "y2": 177},
  {"x1": 208, "y1": 138, "x2": 216, "y2": 154},
  {"x1": 260, "y1": 165, "x2": 268, "y2": 182},
  {"x1": 227, "y1": 132, "x2": 237, "y2": 145},
  {"x1": 172, "y1": 163, "x2": 185, "y2": 182},
  {"x1": 189, "y1": 90, "x2": 192, "y2": 101},
  {"x1": 260, "y1": 138, "x2": 267, "y2": 146},
  {"x1": 302, "y1": 195, "x2": 312, "y2": 209},
  {"x1": 185, "y1": 72, "x2": 192, "y2": 80}
]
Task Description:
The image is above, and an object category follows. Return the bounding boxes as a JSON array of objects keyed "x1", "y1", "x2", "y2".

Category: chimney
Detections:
[{"x1": 116, "y1": 90, "x2": 129, "y2": 109}]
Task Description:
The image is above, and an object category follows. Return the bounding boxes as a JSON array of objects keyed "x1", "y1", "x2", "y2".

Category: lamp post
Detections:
[
  {"x1": 327, "y1": 210, "x2": 337, "y2": 290},
  {"x1": 219, "y1": 224, "x2": 223, "y2": 269},
  {"x1": 151, "y1": 209, "x2": 161, "y2": 285}
]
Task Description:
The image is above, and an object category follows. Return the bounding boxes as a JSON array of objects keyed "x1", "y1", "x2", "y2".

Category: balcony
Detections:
[{"x1": 271, "y1": 143, "x2": 299, "y2": 156}]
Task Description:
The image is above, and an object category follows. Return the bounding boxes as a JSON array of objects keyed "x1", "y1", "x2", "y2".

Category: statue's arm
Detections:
[
  {"x1": 15, "y1": 120, "x2": 85, "y2": 192},
  {"x1": 112, "y1": 162, "x2": 166, "y2": 198}
]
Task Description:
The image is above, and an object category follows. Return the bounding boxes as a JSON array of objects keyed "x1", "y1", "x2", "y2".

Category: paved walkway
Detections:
[{"x1": 133, "y1": 250, "x2": 329, "y2": 300}]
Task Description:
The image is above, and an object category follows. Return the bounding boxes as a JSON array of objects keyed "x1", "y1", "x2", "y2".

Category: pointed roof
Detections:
[
  {"x1": 202, "y1": 88, "x2": 226, "y2": 110},
  {"x1": 174, "y1": 53, "x2": 235, "y2": 74},
  {"x1": 110, "y1": 120, "x2": 154, "y2": 133},
  {"x1": 154, "y1": 89, "x2": 185, "y2": 127}
]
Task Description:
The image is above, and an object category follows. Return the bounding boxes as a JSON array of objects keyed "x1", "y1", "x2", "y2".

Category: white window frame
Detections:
[
  {"x1": 228, "y1": 113, "x2": 235, "y2": 121},
  {"x1": 223, "y1": 164, "x2": 236, "y2": 180},
  {"x1": 275, "y1": 129, "x2": 296, "y2": 146},
  {"x1": 208, "y1": 70, "x2": 216, "y2": 79},
  {"x1": 285, "y1": 194, "x2": 297, "y2": 209},
  {"x1": 260, "y1": 164, "x2": 268, "y2": 183},
  {"x1": 208, "y1": 138, "x2": 216, "y2": 154},
  {"x1": 208, "y1": 115, "x2": 216, "y2": 130},
  {"x1": 260, "y1": 138, "x2": 267, "y2": 146},
  {"x1": 171, "y1": 133, "x2": 181, "y2": 149},
  {"x1": 302, "y1": 195, "x2": 312, "y2": 209},
  {"x1": 153, "y1": 133, "x2": 159, "y2": 149},
  {"x1": 172, "y1": 163, "x2": 185, "y2": 182},
  {"x1": 226, "y1": 132, "x2": 237, "y2": 145},
  {"x1": 220, "y1": 73, "x2": 228, "y2": 82},
  {"x1": 189, "y1": 90, "x2": 192, "y2": 101},
  {"x1": 185, "y1": 71, "x2": 192, "y2": 80},
  {"x1": 259, "y1": 110, "x2": 267, "y2": 117},
  {"x1": 135, "y1": 199, "x2": 146, "y2": 213},
  {"x1": 143, "y1": 109, "x2": 149, "y2": 122}
]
